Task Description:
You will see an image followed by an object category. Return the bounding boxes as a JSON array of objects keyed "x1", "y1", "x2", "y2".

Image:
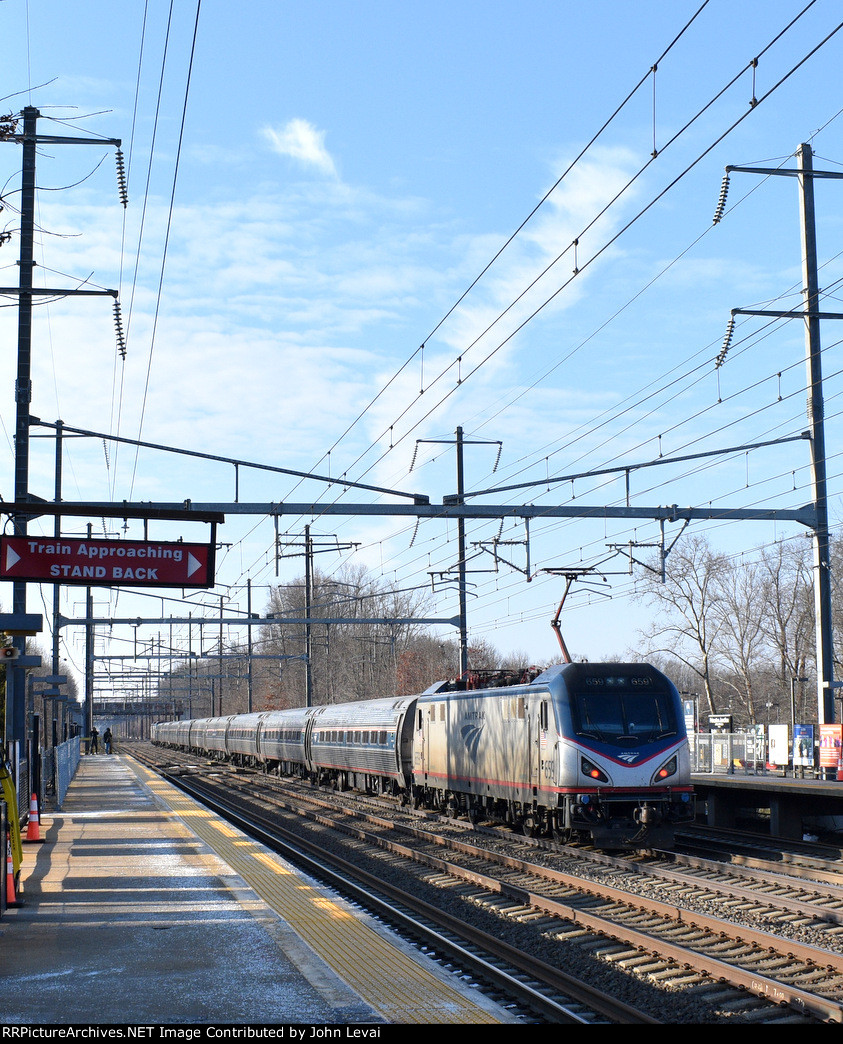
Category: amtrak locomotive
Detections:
[{"x1": 152, "y1": 661, "x2": 695, "y2": 848}]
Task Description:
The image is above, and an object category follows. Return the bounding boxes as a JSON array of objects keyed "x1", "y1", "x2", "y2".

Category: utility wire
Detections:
[
  {"x1": 314, "y1": 13, "x2": 843, "y2": 500},
  {"x1": 129, "y1": 0, "x2": 203, "y2": 495}
]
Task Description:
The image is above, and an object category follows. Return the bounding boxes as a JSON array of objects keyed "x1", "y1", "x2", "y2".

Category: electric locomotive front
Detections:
[
  {"x1": 411, "y1": 661, "x2": 693, "y2": 847},
  {"x1": 553, "y1": 662, "x2": 695, "y2": 847}
]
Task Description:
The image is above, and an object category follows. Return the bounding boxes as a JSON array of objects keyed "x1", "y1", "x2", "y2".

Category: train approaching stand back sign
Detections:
[{"x1": 0, "y1": 535, "x2": 215, "y2": 587}]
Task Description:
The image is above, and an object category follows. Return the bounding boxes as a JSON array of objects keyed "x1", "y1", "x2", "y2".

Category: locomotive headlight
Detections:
[
  {"x1": 652, "y1": 755, "x2": 678, "y2": 784},
  {"x1": 580, "y1": 757, "x2": 609, "y2": 784}
]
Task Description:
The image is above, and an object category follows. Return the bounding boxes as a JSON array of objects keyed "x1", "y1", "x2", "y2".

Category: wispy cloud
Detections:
[{"x1": 261, "y1": 118, "x2": 338, "y2": 177}]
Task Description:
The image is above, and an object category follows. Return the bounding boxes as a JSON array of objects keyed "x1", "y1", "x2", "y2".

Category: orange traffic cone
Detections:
[
  {"x1": 5, "y1": 831, "x2": 22, "y2": 908},
  {"x1": 24, "y1": 792, "x2": 43, "y2": 843}
]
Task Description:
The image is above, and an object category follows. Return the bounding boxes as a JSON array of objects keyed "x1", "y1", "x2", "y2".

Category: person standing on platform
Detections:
[
  {"x1": 90, "y1": 726, "x2": 99, "y2": 754},
  {"x1": 103, "y1": 728, "x2": 112, "y2": 755}
]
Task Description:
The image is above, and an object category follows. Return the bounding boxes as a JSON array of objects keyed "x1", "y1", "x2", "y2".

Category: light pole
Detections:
[{"x1": 790, "y1": 675, "x2": 809, "y2": 730}]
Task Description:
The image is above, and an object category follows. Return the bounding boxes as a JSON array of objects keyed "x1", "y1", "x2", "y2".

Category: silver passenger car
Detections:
[
  {"x1": 257, "y1": 707, "x2": 319, "y2": 770},
  {"x1": 188, "y1": 716, "x2": 233, "y2": 757},
  {"x1": 308, "y1": 696, "x2": 417, "y2": 792},
  {"x1": 225, "y1": 712, "x2": 269, "y2": 760}
]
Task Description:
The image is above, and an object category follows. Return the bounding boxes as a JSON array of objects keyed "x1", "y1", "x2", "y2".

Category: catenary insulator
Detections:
[
  {"x1": 113, "y1": 299, "x2": 127, "y2": 359},
  {"x1": 115, "y1": 149, "x2": 128, "y2": 208},
  {"x1": 716, "y1": 315, "x2": 735, "y2": 368},
  {"x1": 712, "y1": 172, "x2": 730, "y2": 224}
]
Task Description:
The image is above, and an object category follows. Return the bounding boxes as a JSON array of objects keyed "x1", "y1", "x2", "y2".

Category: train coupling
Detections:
[{"x1": 633, "y1": 803, "x2": 662, "y2": 827}]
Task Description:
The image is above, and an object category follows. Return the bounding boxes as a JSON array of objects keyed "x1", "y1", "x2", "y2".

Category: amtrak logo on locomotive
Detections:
[{"x1": 460, "y1": 723, "x2": 483, "y2": 758}]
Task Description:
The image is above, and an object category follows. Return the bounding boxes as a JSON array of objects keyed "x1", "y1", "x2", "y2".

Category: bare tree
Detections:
[
  {"x1": 396, "y1": 637, "x2": 459, "y2": 694},
  {"x1": 714, "y1": 556, "x2": 769, "y2": 724},
  {"x1": 259, "y1": 564, "x2": 433, "y2": 706},
  {"x1": 637, "y1": 534, "x2": 728, "y2": 717},
  {"x1": 760, "y1": 538, "x2": 815, "y2": 721}
]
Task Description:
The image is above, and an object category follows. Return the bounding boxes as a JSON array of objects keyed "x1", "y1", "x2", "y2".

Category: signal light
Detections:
[
  {"x1": 581, "y1": 757, "x2": 609, "y2": 784},
  {"x1": 652, "y1": 756, "x2": 677, "y2": 784}
]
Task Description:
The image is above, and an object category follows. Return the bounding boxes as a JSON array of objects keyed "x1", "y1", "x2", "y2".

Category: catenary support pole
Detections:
[{"x1": 798, "y1": 143, "x2": 835, "y2": 725}]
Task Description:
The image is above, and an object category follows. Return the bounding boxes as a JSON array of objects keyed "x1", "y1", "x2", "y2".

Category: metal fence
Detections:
[
  {"x1": 690, "y1": 731, "x2": 815, "y2": 776},
  {"x1": 44, "y1": 736, "x2": 81, "y2": 809}
]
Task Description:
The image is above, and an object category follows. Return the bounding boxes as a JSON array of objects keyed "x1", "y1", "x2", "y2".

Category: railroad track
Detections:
[
  {"x1": 131, "y1": 747, "x2": 652, "y2": 1025},
  {"x1": 674, "y1": 825, "x2": 843, "y2": 884},
  {"x1": 131, "y1": 743, "x2": 843, "y2": 1024}
]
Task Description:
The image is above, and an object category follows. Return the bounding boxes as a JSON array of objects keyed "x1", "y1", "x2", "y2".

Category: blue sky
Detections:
[{"x1": 2, "y1": 1, "x2": 843, "y2": 694}]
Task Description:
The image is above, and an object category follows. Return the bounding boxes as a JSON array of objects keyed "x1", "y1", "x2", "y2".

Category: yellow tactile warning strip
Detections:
[{"x1": 127, "y1": 758, "x2": 509, "y2": 1025}]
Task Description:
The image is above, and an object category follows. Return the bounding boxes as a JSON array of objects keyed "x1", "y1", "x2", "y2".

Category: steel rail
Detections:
[
  {"x1": 152, "y1": 760, "x2": 657, "y2": 1025},
  {"x1": 139, "y1": 746, "x2": 842, "y2": 1023},
  {"x1": 219, "y1": 767, "x2": 843, "y2": 1024},
  {"x1": 303, "y1": 794, "x2": 843, "y2": 1022}
]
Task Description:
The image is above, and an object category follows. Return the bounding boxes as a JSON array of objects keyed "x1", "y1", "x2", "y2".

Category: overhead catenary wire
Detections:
[
  {"x1": 8, "y1": 2, "x2": 843, "y2": 684},
  {"x1": 282, "y1": 0, "x2": 731, "y2": 495},
  {"x1": 32, "y1": 4, "x2": 835, "y2": 626},
  {"x1": 302, "y1": 11, "x2": 843, "y2": 507},
  {"x1": 128, "y1": 0, "x2": 203, "y2": 496}
]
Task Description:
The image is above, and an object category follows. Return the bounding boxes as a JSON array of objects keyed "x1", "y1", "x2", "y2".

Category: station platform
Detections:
[
  {"x1": 0, "y1": 755, "x2": 516, "y2": 1026},
  {"x1": 692, "y1": 771, "x2": 843, "y2": 840}
]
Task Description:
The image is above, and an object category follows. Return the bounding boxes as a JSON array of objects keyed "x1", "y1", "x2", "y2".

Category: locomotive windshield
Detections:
[{"x1": 567, "y1": 666, "x2": 680, "y2": 746}]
